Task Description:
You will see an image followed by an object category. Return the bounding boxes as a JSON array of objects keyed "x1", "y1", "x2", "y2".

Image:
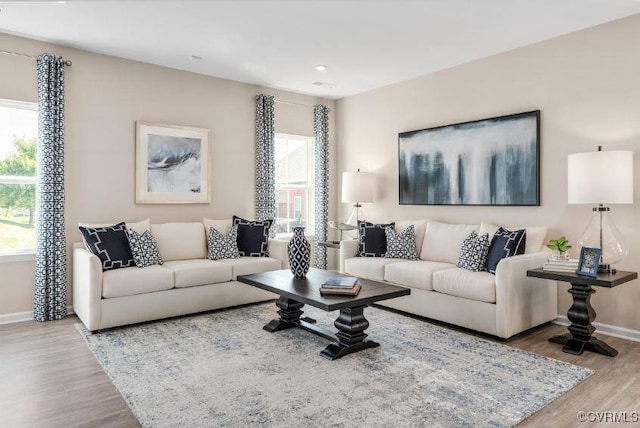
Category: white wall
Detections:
[
  {"x1": 0, "y1": 32, "x2": 336, "y2": 317},
  {"x1": 336, "y1": 14, "x2": 640, "y2": 331}
]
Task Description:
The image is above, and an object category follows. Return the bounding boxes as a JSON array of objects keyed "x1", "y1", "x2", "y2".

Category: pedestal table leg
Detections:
[{"x1": 549, "y1": 282, "x2": 617, "y2": 357}]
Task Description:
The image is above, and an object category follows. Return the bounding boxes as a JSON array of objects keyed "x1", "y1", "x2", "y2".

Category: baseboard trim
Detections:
[
  {"x1": 554, "y1": 315, "x2": 640, "y2": 343},
  {"x1": 0, "y1": 305, "x2": 74, "y2": 325}
]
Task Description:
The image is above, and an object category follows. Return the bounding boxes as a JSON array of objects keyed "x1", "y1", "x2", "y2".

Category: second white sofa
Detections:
[{"x1": 340, "y1": 220, "x2": 557, "y2": 339}]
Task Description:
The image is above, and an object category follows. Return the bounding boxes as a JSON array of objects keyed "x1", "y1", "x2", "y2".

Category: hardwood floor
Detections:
[{"x1": 1, "y1": 313, "x2": 638, "y2": 427}]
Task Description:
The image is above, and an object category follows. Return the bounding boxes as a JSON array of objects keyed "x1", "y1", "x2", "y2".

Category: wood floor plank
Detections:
[{"x1": 1, "y1": 313, "x2": 638, "y2": 427}]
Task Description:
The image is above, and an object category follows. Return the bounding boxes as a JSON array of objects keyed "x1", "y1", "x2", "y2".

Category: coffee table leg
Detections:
[
  {"x1": 320, "y1": 306, "x2": 379, "y2": 360},
  {"x1": 549, "y1": 282, "x2": 618, "y2": 357},
  {"x1": 263, "y1": 296, "x2": 304, "y2": 332}
]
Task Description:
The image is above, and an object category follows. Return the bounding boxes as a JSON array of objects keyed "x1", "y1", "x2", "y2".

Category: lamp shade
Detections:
[
  {"x1": 342, "y1": 171, "x2": 375, "y2": 203},
  {"x1": 567, "y1": 150, "x2": 633, "y2": 204}
]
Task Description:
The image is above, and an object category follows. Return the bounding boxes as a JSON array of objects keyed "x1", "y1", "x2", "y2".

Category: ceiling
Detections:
[{"x1": 2, "y1": 1, "x2": 640, "y2": 100}]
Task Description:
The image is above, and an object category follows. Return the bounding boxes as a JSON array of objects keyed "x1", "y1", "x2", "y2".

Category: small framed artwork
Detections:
[
  {"x1": 576, "y1": 246, "x2": 601, "y2": 277},
  {"x1": 136, "y1": 121, "x2": 210, "y2": 204}
]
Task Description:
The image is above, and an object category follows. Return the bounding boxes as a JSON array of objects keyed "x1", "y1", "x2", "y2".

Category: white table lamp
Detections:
[
  {"x1": 342, "y1": 169, "x2": 375, "y2": 226},
  {"x1": 568, "y1": 147, "x2": 633, "y2": 273}
]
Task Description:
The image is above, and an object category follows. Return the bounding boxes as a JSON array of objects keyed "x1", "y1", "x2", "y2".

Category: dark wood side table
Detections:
[{"x1": 527, "y1": 268, "x2": 637, "y2": 357}]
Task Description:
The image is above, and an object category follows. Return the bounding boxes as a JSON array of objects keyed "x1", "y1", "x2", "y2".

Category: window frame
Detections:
[
  {"x1": 0, "y1": 98, "x2": 38, "y2": 261},
  {"x1": 274, "y1": 133, "x2": 315, "y2": 239}
]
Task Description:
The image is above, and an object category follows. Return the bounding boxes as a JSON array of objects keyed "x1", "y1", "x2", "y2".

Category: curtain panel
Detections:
[
  {"x1": 34, "y1": 53, "x2": 67, "y2": 321},
  {"x1": 255, "y1": 95, "x2": 276, "y2": 236},
  {"x1": 314, "y1": 105, "x2": 330, "y2": 269}
]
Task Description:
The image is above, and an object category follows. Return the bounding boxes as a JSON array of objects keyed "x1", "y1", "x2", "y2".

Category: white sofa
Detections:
[
  {"x1": 73, "y1": 220, "x2": 285, "y2": 332},
  {"x1": 339, "y1": 220, "x2": 557, "y2": 339}
]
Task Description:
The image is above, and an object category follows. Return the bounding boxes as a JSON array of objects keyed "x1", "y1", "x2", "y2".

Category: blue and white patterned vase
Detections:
[{"x1": 288, "y1": 227, "x2": 311, "y2": 278}]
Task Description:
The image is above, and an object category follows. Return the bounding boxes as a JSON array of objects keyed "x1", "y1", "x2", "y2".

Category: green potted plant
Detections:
[{"x1": 546, "y1": 236, "x2": 572, "y2": 261}]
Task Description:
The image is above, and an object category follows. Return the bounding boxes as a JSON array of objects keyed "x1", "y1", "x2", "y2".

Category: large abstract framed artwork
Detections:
[
  {"x1": 399, "y1": 110, "x2": 540, "y2": 206},
  {"x1": 136, "y1": 121, "x2": 210, "y2": 204}
]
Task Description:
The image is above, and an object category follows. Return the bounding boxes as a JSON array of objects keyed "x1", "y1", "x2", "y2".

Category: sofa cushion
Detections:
[
  {"x1": 384, "y1": 225, "x2": 418, "y2": 260},
  {"x1": 127, "y1": 229, "x2": 163, "y2": 268},
  {"x1": 102, "y1": 265, "x2": 174, "y2": 298},
  {"x1": 203, "y1": 218, "x2": 233, "y2": 235},
  {"x1": 218, "y1": 256, "x2": 282, "y2": 280},
  {"x1": 207, "y1": 225, "x2": 240, "y2": 260},
  {"x1": 163, "y1": 260, "x2": 233, "y2": 288},
  {"x1": 479, "y1": 222, "x2": 547, "y2": 254},
  {"x1": 420, "y1": 221, "x2": 478, "y2": 264},
  {"x1": 344, "y1": 257, "x2": 405, "y2": 281},
  {"x1": 383, "y1": 260, "x2": 455, "y2": 291},
  {"x1": 432, "y1": 268, "x2": 496, "y2": 303},
  {"x1": 151, "y1": 222, "x2": 207, "y2": 261},
  {"x1": 358, "y1": 221, "x2": 395, "y2": 257},
  {"x1": 456, "y1": 231, "x2": 490, "y2": 272},
  {"x1": 79, "y1": 222, "x2": 136, "y2": 271},
  {"x1": 395, "y1": 219, "x2": 428, "y2": 256},
  {"x1": 485, "y1": 227, "x2": 526, "y2": 274},
  {"x1": 233, "y1": 216, "x2": 273, "y2": 257}
]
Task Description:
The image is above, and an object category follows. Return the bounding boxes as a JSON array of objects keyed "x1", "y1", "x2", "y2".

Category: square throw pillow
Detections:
[
  {"x1": 79, "y1": 222, "x2": 135, "y2": 271},
  {"x1": 457, "y1": 231, "x2": 490, "y2": 272},
  {"x1": 207, "y1": 225, "x2": 240, "y2": 260},
  {"x1": 232, "y1": 215, "x2": 273, "y2": 257},
  {"x1": 485, "y1": 227, "x2": 527, "y2": 274},
  {"x1": 384, "y1": 224, "x2": 418, "y2": 260},
  {"x1": 358, "y1": 221, "x2": 395, "y2": 257},
  {"x1": 127, "y1": 229, "x2": 163, "y2": 268}
]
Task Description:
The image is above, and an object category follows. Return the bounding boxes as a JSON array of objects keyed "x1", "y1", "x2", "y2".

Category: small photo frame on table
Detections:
[{"x1": 576, "y1": 246, "x2": 601, "y2": 278}]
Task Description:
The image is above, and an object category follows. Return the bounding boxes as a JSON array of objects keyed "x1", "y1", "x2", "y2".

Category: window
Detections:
[
  {"x1": 0, "y1": 99, "x2": 38, "y2": 255},
  {"x1": 274, "y1": 133, "x2": 314, "y2": 236}
]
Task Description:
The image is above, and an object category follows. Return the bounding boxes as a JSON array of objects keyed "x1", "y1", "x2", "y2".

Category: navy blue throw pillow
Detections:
[
  {"x1": 358, "y1": 221, "x2": 395, "y2": 257},
  {"x1": 232, "y1": 215, "x2": 273, "y2": 257},
  {"x1": 485, "y1": 227, "x2": 527, "y2": 274},
  {"x1": 79, "y1": 222, "x2": 136, "y2": 271}
]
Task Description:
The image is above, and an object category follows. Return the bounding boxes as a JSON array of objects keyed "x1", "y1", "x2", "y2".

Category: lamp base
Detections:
[{"x1": 345, "y1": 203, "x2": 362, "y2": 226}]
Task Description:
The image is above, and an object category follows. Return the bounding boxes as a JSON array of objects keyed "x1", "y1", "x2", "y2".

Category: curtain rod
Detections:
[
  {"x1": 0, "y1": 49, "x2": 72, "y2": 66},
  {"x1": 274, "y1": 99, "x2": 315, "y2": 108}
]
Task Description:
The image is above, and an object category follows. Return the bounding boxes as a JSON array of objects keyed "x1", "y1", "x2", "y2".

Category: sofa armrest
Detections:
[
  {"x1": 72, "y1": 243, "x2": 103, "y2": 331},
  {"x1": 339, "y1": 240, "x2": 359, "y2": 273},
  {"x1": 268, "y1": 238, "x2": 290, "y2": 268},
  {"x1": 494, "y1": 252, "x2": 557, "y2": 338}
]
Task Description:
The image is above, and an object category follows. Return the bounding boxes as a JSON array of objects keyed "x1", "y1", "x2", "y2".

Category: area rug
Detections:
[{"x1": 76, "y1": 303, "x2": 591, "y2": 427}]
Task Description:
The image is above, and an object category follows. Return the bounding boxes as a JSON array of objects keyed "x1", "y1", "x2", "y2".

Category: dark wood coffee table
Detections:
[{"x1": 237, "y1": 268, "x2": 410, "y2": 360}]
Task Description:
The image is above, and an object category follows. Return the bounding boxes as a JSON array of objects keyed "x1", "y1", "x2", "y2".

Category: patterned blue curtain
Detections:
[
  {"x1": 34, "y1": 54, "x2": 67, "y2": 321},
  {"x1": 314, "y1": 105, "x2": 330, "y2": 268},
  {"x1": 255, "y1": 95, "x2": 276, "y2": 236}
]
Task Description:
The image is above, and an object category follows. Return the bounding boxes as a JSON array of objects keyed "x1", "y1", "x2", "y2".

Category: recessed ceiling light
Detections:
[
  {"x1": 315, "y1": 65, "x2": 327, "y2": 71},
  {"x1": 190, "y1": 55, "x2": 203, "y2": 61}
]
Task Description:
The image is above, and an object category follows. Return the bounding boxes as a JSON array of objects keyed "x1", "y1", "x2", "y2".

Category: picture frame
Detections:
[
  {"x1": 398, "y1": 110, "x2": 540, "y2": 206},
  {"x1": 135, "y1": 121, "x2": 210, "y2": 204},
  {"x1": 576, "y1": 246, "x2": 601, "y2": 278}
]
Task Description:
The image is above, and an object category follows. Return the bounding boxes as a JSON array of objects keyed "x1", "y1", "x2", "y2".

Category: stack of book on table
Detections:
[
  {"x1": 319, "y1": 276, "x2": 361, "y2": 296},
  {"x1": 542, "y1": 258, "x2": 579, "y2": 273}
]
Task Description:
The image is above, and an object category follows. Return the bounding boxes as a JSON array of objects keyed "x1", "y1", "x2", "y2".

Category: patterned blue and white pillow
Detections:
[
  {"x1": 485, "y1": 227, "x2": 527, "y2": 274},
  {"x1": 127, "y1": 229, "x2": 163, "y2": 268},
  {"x1": 79, "y1": 222, "x2": 136, "y2": 271},
  {"x1": 457, "y1": 231, "x2": 490, "y2": 272},
  {"x1": 384, "y1": 225, "x2": 418, "y2": 260},
  {"x1": 207, "y1": 225, "x2": 240, "y2": 260},
  {"x1": 232, "y1": 215, "x2": 273, "y2": 257},
  {"x1": 358, "y1": 221, "x2": 395, "y2": 257}
]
